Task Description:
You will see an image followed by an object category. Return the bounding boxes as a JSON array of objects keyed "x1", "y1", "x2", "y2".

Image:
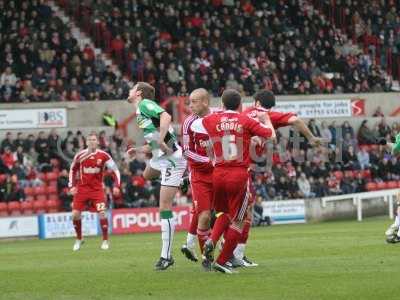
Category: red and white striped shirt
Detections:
[
  {"x1": 182, "y1": 109, "x2": 219, "y2": 171},
  {"x1": 68, "y1": 149, "x2": 120, "y2": 190}
]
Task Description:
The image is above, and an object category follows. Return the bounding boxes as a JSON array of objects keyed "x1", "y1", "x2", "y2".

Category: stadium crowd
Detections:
[
  {"x1": 0, "y1": 0, "x2": 130, "y2": 102},
  {"x1": 61, "y1": 0, "x2": 394, "y2": 100},
  {"x1": 1, "y1": 0, "x2": 398, "y2": 103},
  {"x1": 312, "y1": 0, "x2": 400, "y2": 81},
  {"x1": 1, "y1": 117, "x2": 399, "y2": 214}
]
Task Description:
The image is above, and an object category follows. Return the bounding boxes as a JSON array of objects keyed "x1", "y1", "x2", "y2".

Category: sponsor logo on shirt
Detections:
[{"x1": 83, "y1": 167, "x2": 101, "y2": 174}]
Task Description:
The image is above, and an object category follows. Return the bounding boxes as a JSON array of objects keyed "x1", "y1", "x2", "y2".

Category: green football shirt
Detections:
[{"x1": 135, "y1": 99, "x2": 177, "y2": 156}]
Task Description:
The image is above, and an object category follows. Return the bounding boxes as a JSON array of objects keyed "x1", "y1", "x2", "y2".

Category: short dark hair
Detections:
[
  {"x1": 136, "y1": 82, "x2": 155, "y2": 99},
  {"x1": 88, "y1": 131, "x2": 98, "y2": 138},
  {"x1": 221, "y1": 89, "x2": 241, "y2": 110},
  {"x1": 253, "y1": 89, "x2": 275, "y2": 109}
]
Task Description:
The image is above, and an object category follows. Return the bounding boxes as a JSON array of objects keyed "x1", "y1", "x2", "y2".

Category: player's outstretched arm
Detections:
[{"x1": 289, "y1": 116, "x2": 324, "y2": 147}]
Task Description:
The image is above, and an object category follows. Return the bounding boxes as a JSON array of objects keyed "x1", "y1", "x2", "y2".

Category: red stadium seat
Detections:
[
  {"x1": 25, "y1": 195, "x2": 35, "y2": 202},
  {"x1": 46, "y1": 199, "x2": 61, "y2": 213},
  {"x1": 48, "y1": 194, "x2": 59, "y2": 201},
  {"x1": 387, "y1": 181, "x2": 398, "y2": 189},
  {"x1": 334, "y1": 171, "x2": 344, "y2": 180},
  {"x1": 377, "y1": 182, "x2": 388, "y2": 190},
  {"x1": 397, "y1": 181, "x2": 400, "y2": 188},
  {"x1": 8, "y1": 201, "x2": 21, "y2": 215},
  {"x1": 36, "y1": 194, "x2": 47, "y2": 201},
  {"x1": 48, "y1": 180, "x2": 58, "y2": 188},
  {"x1": 45, "y1": 172, "x2": 59, "y2": 181},
  {"x1": 366, "y1": 182, "x2": 378, "y2": 191},
  {"x1": 33, "y1": 200, "x2": 47, "y2": 214},
  {"x1": 33, "y1": 186, "x2": 47, "y2": 196},
  {"x1": 0, "y1": 202, "x2": 8, "y2": 216},
  {"x1": 21, "y1": 201, "x2": 34, "y2": 215},
  {"x1": 24, "y1": 187, "x2": 34, "y2": 197},
  {"x1": 362, "y1": 169, "x2": 371, "y2": 179},
  {"x1": 46, "y1": 185, "x2": 58, "y2": 195}
]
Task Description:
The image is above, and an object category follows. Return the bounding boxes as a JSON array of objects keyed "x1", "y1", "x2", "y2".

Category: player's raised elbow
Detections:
[
  {"x1": 268, "y1": 128, "x2": 277, "y2": 140},
  {"x1": 289, "y1": 116, "x2": 300, "y2": 126},
  {"x1": 160, "y1": 111, "x2": 172, "y2": 123}
]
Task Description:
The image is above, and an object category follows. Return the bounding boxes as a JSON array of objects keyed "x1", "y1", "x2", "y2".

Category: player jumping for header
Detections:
[{"x1": 127, "y1": 82, "x2": 187, "y2": 270}]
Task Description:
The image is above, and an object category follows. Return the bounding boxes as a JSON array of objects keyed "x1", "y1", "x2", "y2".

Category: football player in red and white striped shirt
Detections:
[
  {"x1": 69, "y1": 132, "x2": 120, "y2": 251},
  {"x1": 181, "y1": 88, "x2": 218, "y2": 268}
]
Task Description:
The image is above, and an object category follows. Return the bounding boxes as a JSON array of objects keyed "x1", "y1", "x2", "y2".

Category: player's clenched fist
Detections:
[{"x1": 69, "y1": 186, "x2": 77, "y2": 195}]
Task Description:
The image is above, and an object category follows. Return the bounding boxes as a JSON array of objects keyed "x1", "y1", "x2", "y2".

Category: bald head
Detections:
[
  {"x1": 190, "y1": 88, "x2": 209, "y2": 101},
  {"x1": 189, "y1": 88, "x2": 210, "y2": 117}
]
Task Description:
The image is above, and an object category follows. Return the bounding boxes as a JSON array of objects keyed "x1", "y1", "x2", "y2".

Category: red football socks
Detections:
[
  {"x1": 216, "y1": 225, "x2": 242, "y2": 265},
  {"x1": 210, "y1": 213, "x2": 230, "y2": 245},
  {"x1": 239, "y1": 219, "x2": 251, "y2": 244},
  {"x1": 197, "y1": 228, "x2": 210, "y2": 253},
  {"x1": 73, "y1": 219, "x2": 82, "y2": 240},
  {"x1": 100, "y1": 218, "x2": 108, "y2": 241}
]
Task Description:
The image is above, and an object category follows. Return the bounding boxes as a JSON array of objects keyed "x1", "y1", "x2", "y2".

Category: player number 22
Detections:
[
  {"x1": 221, "y1": 135, "x2": 238, "y2": 161},
  {"x1": 96, "y1": 203, "x2": 106, "y2": 211}
]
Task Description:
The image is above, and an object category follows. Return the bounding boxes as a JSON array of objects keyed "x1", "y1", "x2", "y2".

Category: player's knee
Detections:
[
  {"x1": 198, "y1": 211, "x2": 211, "y2": 227},
  {"x1": 72, "y1": 210, "x2": 81, "y2": 220}
]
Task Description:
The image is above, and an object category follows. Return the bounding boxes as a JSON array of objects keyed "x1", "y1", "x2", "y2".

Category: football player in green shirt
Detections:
[{"x1": 127, "y1": 82, "x2": 187, "y2": 270}]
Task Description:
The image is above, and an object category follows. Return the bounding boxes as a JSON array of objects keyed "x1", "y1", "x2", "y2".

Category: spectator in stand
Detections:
[
  {"x1": 377, "y1": 158, "x2": 391, "y2": 181},
  {"x1": 275, "y1": 176, "x2": 290, "y2": 199},
  {"x1": 343, "y1": 133, "x2": 358, "y2": 151},
  {"x1": 297, "y1": 173, "x2": 314, "y2": 198},
  {"x1": 308, "y1": 119, "x2": 321, "y2": 138},
  {"x1": 373, "y1": 106, "x2": 385, "y2": 117},
  {"x1": 354, "y1": 172, "x2": 367, "y2": 193},
  {"x1": 313, "y1": 177, "x2": 329, "y2": 197},
  {"x1": 341, "y1": 172, "x2": 355, "y2": 194},
  {"x1": 13, "y1": 133, "x2": 25, "y2": 150},
  {"x1": 0, "y1": 174, "x2": 25, "y2": 202},
  {"x1": 357, "y1": 120, "x2": 377, "y2": 144},
  {"x1": 357, "y1": 147, "x2": 370, "y2": 170},
  {"x1": 1, "y1": 132, "x2": 14, "y2": 151},
  {"x1": 57, "y1": 169, "x2": 72, "y2": 211},
  {"x1": 327, "y1": 174, "x2": 342, "y2": 195},
  {"x1": 389, "y1": 157, "x2": 400, "y2": 180},
  {"x1": 343, "y1": 146, "x2": 360, "y2": 170},
  {"x1": 320, "y1": 121, "x2": 333, "y2": 146},
  {"x1": 379, "y1": 118, "x2": 392, "y2": 137},
  {"x1": 1, "y1": 147, "x2": 15, "y2": 170},
  {"x1": 342, "y1": 121, "x2": 355, "y2": 138}
]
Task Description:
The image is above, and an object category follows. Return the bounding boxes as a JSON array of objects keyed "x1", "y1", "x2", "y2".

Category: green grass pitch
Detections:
[{"x1": 0, "y1": 217, "x2": 399, "y2": 300}]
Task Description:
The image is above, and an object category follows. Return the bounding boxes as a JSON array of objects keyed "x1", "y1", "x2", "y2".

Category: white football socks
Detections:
[
  {"x1": 186, "y1": 233, "x2": 197, "y2": 249},
  {"x1": 161, "y1": 217, "x2": 175, "y2": 259},
  {"x1": 233, "y1": 243, "x2": 246, "y2": 260}
]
